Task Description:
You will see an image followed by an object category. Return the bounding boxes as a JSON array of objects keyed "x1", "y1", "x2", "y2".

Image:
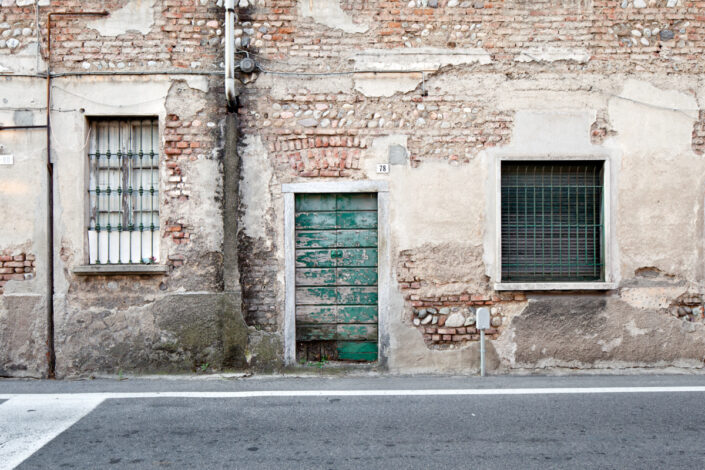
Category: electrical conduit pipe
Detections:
[{"x1": 224, "y1": 0, "x2": 237, "y2": 110}]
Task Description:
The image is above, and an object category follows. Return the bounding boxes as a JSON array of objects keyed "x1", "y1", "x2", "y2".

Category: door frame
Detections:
[{"x1": 282, "y1": 181, "x2": 390, "y2": 366}]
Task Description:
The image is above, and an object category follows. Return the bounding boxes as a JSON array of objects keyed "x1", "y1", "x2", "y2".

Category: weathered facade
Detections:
[{"x1": 2, "y1": 0, "x2": 705, "y2": 377}]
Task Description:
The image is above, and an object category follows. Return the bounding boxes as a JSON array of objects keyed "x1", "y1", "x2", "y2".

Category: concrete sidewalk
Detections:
[{"x1": 2, "y1": 372, "x2": 705, "y2": 395}]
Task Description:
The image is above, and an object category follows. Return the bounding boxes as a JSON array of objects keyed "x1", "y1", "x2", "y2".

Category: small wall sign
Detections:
[
  {"x1": 476, "y1": 307, "x2": 491, "y2": 330},
  {"x1": 0, "y1": 154, "x2": 13, "y2": 165},
  {"x1": 376, "y1": 163, "x2": 389, "y2": 174}
]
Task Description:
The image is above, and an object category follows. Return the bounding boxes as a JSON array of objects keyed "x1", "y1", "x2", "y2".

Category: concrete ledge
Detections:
[
  {"x1": 72, "y1": 265, "x2": 169, "y2": 276},
  {"x1": 494, "y1": 282, "x2": 616, "y2": 291},
  {"x1": 282, "y1": 180, "x2": 389, "y2": 193}
]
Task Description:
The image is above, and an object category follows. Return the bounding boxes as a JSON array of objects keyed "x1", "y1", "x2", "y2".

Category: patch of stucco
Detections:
[
  {"x1": 510, "y1": 296, "x2": 705, "y2": 369},
  {"x1": 239, "y1": 135, "x2": 274, "y2": 242},
  {"x1": 351, "y1": 48, "x2": 492, "y2": 97},
  {"x1": 609, "y1": 79, "x2": 698, "y2": 154},
  {"x1": 621, "y1": 286, "x2": 687, "y2": 310},
  {"x1": 54, "y1": 292, "x2": 247, "y2": 376},
  {"x1": 353, "y1": 73, "x2": 425, "y2": 98},
  {"x1": 0, "y1": 43, "x2": 45, "y2": 74},
  {"x1": 0, "y1": 294, "x2": 47, "y2": 378},
  {"x1": 184, "y1": 76, "x2": 210, "y2": 93},
  {"x1": 388, "y1": 159, "x2": 486, "y2": 250},
  {"x1": 611, "y1": 79, "x2": 704, "y2": 281},
  {"x1": 515, "y1": 46, "x2": 591, "y2": 64},
  {"x1": 257, "y1": 75, "x2": 353, "y2": 100},
  {"x1": 297, "y1": 0, "x2": 369, "y2": 33},
  {"x1": 353, "y1": 48, "x2": 492, "y2": 71},
  {"x1": 87, "y1": 0, "x2": 156, "y2": 37},
  {"x1": 398, "y1": 242, "x2": 487, "y2": 297},
  {"x1": 497, "y1": 109, "x2": 597, "y2": 156}
]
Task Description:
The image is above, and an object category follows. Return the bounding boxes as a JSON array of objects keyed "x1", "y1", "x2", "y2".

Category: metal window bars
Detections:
[
  {"x1": 501, "y1": 161, "x2": 604, "y2": 282},
  {"x1": 87, "y1": 118, "x2": 159, "y2": 265}
]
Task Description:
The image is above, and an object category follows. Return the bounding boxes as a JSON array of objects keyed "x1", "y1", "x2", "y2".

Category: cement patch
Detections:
[
  {"x1": 515, "y1": 46, "x2": 591, "y2": 64},
  {"x1": 86, "y1": 0, "x2": 156, "y2": 37},
  {"x1": 297, "y1": 0, "x2": 369, "y2": 33},
  {"x1": 511, "y1": 296, "x2": 705, "y2": 369},
  {"x1": 239, "y1": 135, "x2": 274, "y2": 241},
  {"x1": 0, "y1": 294, "x2": 47, "y2": 378},
  {"x1": 353, "y1": 73, "x2": 424, "y2": 98},
  {"x1": 54, "y1": 292, "x2": 247, "y2": 376}
]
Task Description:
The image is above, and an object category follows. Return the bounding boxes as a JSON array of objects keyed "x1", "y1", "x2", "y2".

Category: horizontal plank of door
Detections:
[
  {"x1": 336, "y1": 267, "x2": 377, "y2": 286},
  {"x1": 297, "y1": 306, "x2": 377, "y2": 324},
  {"x1": 338, "y1": 305, "x2": 378, "y2": 324},
  {"x1": 337, "y1": 211, "x2": 377, "y2": 229},
  {"x1": 336, "y1": 341, "x2": 378, "y2": 361},
  {"x1": 296, "y1": 230, "x2": 337, "y2": 249},
  {"x1": 295, "y1": 193, "x2": 336, "y2": 212},
  {"x1": 296, "y1": 287, "x2": 337, "y2": 305},
  {"x1": 335, "y1": 229, "x2": 377, "y2": 248},
  {"x1": 296, "y1": 306, "x2": 337, "y2": 324},
  {"x1": 337, "y1": 324, "x2": 378, "y2": 341},
  {"x1": 338, "y1": 248, "x2": 378, "y2": 267},
  {"x1": 295, "y1": 212, "x2": 336, "y2": 230},
  {"x1": 337, "y1": 286, "x2": 378, "y2": 305},
  {"x1": 297, "y1": 324, "x2": 336, "y2": 341},
  {"x1": 336, "y1": 193, "x2": 378, "y2": 211},
  {"x1": 296, "y1": 249, "x2": 334, "y2": 268},
  {"x1": 296, "y1": 325, "x2": 377, "y2": 342},
  {"x1": 295, "y1": 268, "x2": 336, "y2": 286}
]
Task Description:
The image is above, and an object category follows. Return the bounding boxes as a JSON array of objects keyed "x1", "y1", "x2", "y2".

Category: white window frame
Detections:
[
  {"x1": 73, "y1": 116, "x2": 167, "y2": 276},
  {"x1": 281, "y1": 180, "x2": 390, "y2": 366},
  {"x1": 494, "y1": 155, "x2": 615, "y2": 291}
]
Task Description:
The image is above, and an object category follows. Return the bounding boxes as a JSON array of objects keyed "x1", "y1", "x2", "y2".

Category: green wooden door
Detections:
[{"x1": 295, "y1": 193, "x2": 378, "y2": 362}]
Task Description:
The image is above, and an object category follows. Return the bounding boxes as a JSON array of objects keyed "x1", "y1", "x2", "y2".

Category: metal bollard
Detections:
[{"x1": 476, "y1": 307, "x2": 490, "y2": 377}]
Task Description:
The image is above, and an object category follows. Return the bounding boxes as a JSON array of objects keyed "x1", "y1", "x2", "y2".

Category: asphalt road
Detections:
[{"x1": 2, "y1": 375, "x2": 705, "y2": 469}]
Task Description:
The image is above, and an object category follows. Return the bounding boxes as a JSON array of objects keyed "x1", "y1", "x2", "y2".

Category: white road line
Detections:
[
  {"x1": 0, "y1": 396, "x2": 105, "y2": 470},
  {"x1": 2, "y1": 386, "x2": 705, "y2": 400}
]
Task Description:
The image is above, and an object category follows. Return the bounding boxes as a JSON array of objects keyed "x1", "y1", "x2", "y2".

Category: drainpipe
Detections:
[
  {"x1": 45, "y1": 10, "x2": 107, "y2": 378},
  {"x1": 224, "y1": 0, "x2": 237, "y2": 111}
]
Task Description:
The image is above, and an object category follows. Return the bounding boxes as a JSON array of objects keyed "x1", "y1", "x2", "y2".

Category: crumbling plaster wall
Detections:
[
  {"x1": 236, "y1": 0, "x2": 705, "y2": 372},
  {"x1": 46, "y1": 73, "x2": 253, "y2": 377},
  {"x1": 0, "y1": 78, "x2": 49, "y2": 377},
  {"x1": 1, "y1": 0, "x2": 250, "y2": 377}
]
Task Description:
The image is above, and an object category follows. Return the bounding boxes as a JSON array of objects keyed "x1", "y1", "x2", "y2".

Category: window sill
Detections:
[
  {"x1": 494, "y1": 282, "x2": 616, "y2": 291},
  {"x1": 72, "y1": 265, "x2": 168, "y2": 276}
]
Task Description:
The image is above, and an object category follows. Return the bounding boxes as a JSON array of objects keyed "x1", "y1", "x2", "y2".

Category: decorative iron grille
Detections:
[
  {"x1": 87, "y1": 118, "x2": 159, "y2": 264},
  {"x1": 501, "y1": 161, "x2": 604, "y2": 282}
]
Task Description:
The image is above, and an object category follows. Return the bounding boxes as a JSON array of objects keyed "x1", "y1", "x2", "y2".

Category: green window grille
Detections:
[
  {"x1": 501, "y1": 161, "x2": 604, "y2": 282},
  {"x1": 87, "y1": 118, "x2": 159, "y2": 265}
]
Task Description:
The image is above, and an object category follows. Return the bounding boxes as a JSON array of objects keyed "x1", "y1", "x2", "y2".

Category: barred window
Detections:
[
  {"x1": 501, "y1": 161, "x2": 604, "y2": 282},
  {"x1": 87, "y1": 118, "x2": 159, "y2": 265}
]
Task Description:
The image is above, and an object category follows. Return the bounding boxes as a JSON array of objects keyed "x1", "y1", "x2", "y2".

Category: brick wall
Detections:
[
  {"x1": 0, "y1": 0, "x2": 223, "y2": 72},
  {"x1": 238, "y1": 0, "x2": 705, "y2": 73},
  {"x1": 0, "y1": 254, "x2": 36, "y2": 295},
  {"x1": 238, "y1": 232, "x2": 279, "y2": 329},
  {"x1": 239, "y1": 91, "x2": 513, "y2": 173},
  {"x1": 234, "y1": 0, "x2": 705, "y2": 183},
  {"x1": 397, "y1": 249, "x2": 527, "y2": 347},
  {"x1": 232, "y1": 0, "x2": 705, "y2": 330}
]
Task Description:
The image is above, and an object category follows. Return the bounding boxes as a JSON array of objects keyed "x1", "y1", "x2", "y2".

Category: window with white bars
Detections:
[{"x1": 87, "y1": 118, "x2": 160, "y2": 265}]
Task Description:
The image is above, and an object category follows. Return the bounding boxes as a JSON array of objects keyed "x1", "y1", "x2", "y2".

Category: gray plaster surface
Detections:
[{"x1": 13, "y1": 380, "x2": 705, "y2": 469}]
